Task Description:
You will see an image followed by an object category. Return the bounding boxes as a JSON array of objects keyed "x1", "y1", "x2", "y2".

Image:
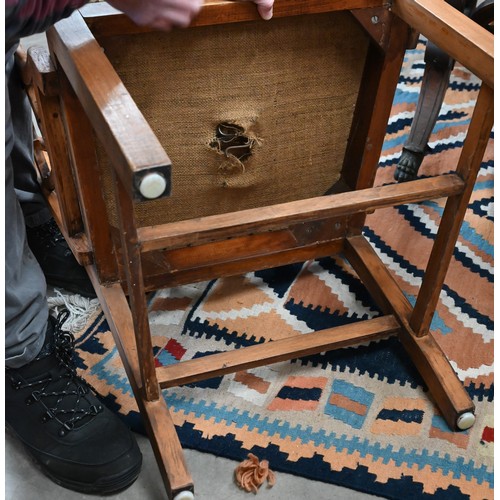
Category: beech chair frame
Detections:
[{"x1": 19, "y1": 0, "x2": 493, "y2": 498}]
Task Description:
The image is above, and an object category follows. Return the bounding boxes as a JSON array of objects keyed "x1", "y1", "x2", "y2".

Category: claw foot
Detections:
[{"x1": 394, "y1": 148, "x2": 425, "y2": 182}]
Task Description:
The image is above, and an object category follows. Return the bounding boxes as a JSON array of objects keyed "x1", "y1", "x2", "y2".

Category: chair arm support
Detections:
[{"x1": 46, "y1": 11, "x2": 172, "y2": 201}]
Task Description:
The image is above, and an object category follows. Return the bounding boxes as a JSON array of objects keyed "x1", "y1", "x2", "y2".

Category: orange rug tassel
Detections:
[{"x1": 234, "y1": 453, "x2": 276, "y2": 493}]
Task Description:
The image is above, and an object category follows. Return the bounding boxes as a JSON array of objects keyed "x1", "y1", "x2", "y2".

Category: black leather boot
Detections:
[
  {"x1": 26, "y1": 218, "x2": 96, "y2": 298},
  {"x1": 5, "y1": 313, "x2": 142, "y2": 494}
]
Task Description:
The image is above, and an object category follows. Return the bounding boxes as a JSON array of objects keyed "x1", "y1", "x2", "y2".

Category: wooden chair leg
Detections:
[
  {"x1": 397, "y1": 327, "x2": 475, "y2": 430},
  {"x1": 394, "y1": 42, "x2": 454, "y2": 181},
  {"x1": 87, "y1": 270, "x2": 195, "y2": 500},
  {"x1": 112, "y1": 170, "x2": 160, "y2": 402},
  {"x1": 90, "y1": 172, "x2": 196, "y2": 499},
  {"x1": 345, "y1": 235, "x2": 475, "y2": 430},
  {"x1": 409, "y1": 83, "x2": 494, "y2": 337}
]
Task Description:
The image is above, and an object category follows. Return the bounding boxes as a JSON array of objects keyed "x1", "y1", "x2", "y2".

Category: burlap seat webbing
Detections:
[{"x1": 95, "y1": 12, "x2": 369, "y2": 226}]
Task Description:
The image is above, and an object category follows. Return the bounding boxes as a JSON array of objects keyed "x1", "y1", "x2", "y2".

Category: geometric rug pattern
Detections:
[{"x1": 72, "y1": 40, "x2": 494, "y2": 499}]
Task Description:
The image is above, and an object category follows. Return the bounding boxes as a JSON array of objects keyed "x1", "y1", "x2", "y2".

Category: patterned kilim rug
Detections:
[{"x1": 64, "y1": 40, "x2": 494, "y2": 499}]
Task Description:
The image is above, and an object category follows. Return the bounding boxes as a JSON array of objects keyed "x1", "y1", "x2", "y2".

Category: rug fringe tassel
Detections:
[
  {"x1": 234, "y1": 453, "x2": 276, "y2": 494},
  {"x1": 48, "y1": 289, "x2": 100, "y2": 334}
]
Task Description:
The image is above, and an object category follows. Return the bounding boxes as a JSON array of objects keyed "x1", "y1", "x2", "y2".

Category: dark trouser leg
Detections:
[
  {"x1": 5, "y1": 153, "x2": 48, "y2": 369},
  {"x1": 7, "y1": 44, "x2": 52, "y2": 227},
  {"x1": 5, "y1": 43, "x2": 49, "y2": 368}
]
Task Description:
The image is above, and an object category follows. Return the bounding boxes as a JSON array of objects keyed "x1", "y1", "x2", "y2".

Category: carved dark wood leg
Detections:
[
  {"x1": 394, "y1": 42, "x2": 455, "y2": 181},
  {"x1": 469, "y1": 0, "x2": 494, "y2": 32},
  {"x1": 394, "y1": 0, "x2": 468, "y2": 182}
]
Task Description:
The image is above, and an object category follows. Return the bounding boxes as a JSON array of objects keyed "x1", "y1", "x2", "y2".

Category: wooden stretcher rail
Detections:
[
  {"x1": 392, "y1": 0, "x2": 494, "y2": 88},
  {"x1": 142, "y1": 239, "x2": 346, "y2": 292},
  {"x1": 157, "y1": 315, "x2": 400, "y2": 388},
  {"x1": 345, "y1": 234, "x2": 413, "y2": 321},
  {"x1": 138, "y1": 174, "x2": 465, "y2": 252},
  {"x1": 81, "y1": 0, "x2": 387, "y2": 38}
]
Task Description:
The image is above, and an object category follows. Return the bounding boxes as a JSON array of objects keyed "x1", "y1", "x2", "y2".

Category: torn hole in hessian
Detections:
[{"x1": 209, "y1": 121, "x2": 262, "y2": 176}]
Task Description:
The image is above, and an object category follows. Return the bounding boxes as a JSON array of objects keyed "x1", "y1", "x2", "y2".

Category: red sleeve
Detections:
[{"x1": 6, "y1": 0, "x2": 88, "y2": 46}]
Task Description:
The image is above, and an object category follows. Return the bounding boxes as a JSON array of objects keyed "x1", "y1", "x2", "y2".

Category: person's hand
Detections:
[
  {"x1": 249, "y1": 0, "x2": 274, "y2": 20},
  {"x1": 107, "y1": 0, "x2": 203, "y2": 30},
  {"x1": 108, "y1": 0, "x2": 275, "y2": 31}
]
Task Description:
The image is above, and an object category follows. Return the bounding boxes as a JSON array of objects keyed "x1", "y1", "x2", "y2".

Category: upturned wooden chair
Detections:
[{"x1": 20, "y1": 0, "x2": 493, "y2": 498}]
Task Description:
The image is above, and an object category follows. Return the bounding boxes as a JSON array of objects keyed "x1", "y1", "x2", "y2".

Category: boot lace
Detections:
[{"x1": 10, "y1": 311, "x2": 103, "y2": 436}]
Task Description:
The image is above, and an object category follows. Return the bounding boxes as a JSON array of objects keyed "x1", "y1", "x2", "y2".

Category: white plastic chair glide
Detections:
[
  {"x1": 139, "y1": 172, "x2": 167, "y2": 199},
  {"x1": 456, "y1": 412, "x2": 475, "y2": 430},
  {"x1": 173, "y1": 490, "x2": 194, "y2": 500}
]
